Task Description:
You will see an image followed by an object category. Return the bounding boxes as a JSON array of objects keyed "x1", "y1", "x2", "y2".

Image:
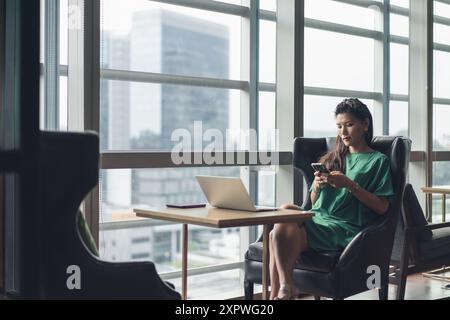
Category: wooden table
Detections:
[
  {"x1": 421, "y1": 187, "x2": 450, "y2": 222},
  {"x1": 134, "y1": 206, "x2": 314, "y2": 300}
]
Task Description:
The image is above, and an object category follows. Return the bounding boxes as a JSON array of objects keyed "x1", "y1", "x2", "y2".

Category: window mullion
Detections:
[
  {"x1": 67, "y1": 0, "x2": 100, "y2": 243},
  {"x1": 44, "y1": 0, "x2": 60, "y2": 130},
  {"x1": 383, "y1": 0, "x2": 390, "y2": 135}
]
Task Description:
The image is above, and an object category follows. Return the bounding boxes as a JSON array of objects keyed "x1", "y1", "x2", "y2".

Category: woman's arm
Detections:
[
  {"x1": 310, "y1": 171, "x2": 327, "y2": 205},
  {"x1": 326, "y1": 172, "x2": 390, "y2": 215},
  {"x1": 311, "y1": 187, "x2": 320, "y2": 205}
]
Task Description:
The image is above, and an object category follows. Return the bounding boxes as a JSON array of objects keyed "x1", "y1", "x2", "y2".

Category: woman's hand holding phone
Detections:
[
  {"x1": 326, "y1": 171, "x2": 352, "y2": 189},
  {"x1": 313, "y1": 170, "x2": 329, "y2": 192}
]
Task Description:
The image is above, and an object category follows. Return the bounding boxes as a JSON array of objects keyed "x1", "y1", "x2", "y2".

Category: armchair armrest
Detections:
[
  {"x1": 406, "y1": 221, "x2": 450, "y2": 233},
  {"x1": 336, "y1": 221, "x2": 390, "y2": 270}
]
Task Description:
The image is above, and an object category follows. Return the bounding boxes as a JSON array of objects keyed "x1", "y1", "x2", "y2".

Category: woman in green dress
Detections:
[{"x1": 269, "y1": 98, "x2": 394, "y2": 300}]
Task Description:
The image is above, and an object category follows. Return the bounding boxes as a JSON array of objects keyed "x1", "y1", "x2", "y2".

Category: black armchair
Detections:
[
  {"x1": 38, "y1": 131, "x2": 181, "y2": 299},
  {"x1": 244, "y1": 136, "x2": 411, "y2": 300},
  {"x1": 390, "y1": 183, "x2": 450, "y2": 300}
]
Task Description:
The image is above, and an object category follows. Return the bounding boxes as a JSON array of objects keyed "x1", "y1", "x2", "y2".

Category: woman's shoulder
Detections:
[
  {"x1": 369, "y1": 150, "x2": 390, "y2": 166},
  {"x1": 371, "y1": 150, "x2": 388, "y2": 159},
  {"x1": 349, "y1": 150, "x2": 389, "y2": 165},
  {"x1": 350, "y1": 150, "x2": 387, "y2": 160}
]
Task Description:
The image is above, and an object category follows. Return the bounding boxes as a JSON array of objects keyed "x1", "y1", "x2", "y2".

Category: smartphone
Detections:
[
  {"x1": 311, "y1": 163, "x2": 330, "y2": 174},
  {"x1": 166, "y1": 203, "x2": 207, "y2": 209}
]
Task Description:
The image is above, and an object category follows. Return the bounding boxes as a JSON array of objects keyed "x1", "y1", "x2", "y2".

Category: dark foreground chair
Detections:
[
  {"x1": 390, "y1": 183, "x2": 450, "y2": 300},
  {"x1": 244, "y1": 136, "x2": 410, "y2": 300},
  {"x1": 38, "y1": 131, "x2": 181, "y2": 299}
]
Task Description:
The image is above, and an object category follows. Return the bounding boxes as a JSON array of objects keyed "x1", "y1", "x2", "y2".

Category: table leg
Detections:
[
  {"x1": 426, "y1": 194, "x2": 432, "y2": 223},
  {"x1": 182, "y1": 224, "x2": 188, "y2": 300},
  {"x1": 443, "y1": 194, "x2": 447, "y2": 222},
  {"x1": 262, "y1": 224, "x2": 270, "y2": 300}
]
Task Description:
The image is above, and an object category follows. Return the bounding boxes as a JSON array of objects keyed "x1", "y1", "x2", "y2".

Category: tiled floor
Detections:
[
  {"x1": 247, "y1": 273, "x2": 450, "y2": 300},
  {"x1": 300, "y1": 273, "x2": 450, "y2": 300},
  {"x1": 1, "y1": 273, "x2": 449, "y2": 300}
]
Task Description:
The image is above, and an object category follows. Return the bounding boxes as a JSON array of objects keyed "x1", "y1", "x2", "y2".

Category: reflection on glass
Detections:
[
  {"x1": 100, "y1": 0, "x2": 241, "y2": 80},
  {"x1": 259, "y1": 91, "x2": 276, "y2": 151},
  {"x1": 260, "y1": 0, "x2": 277, "y2": 12},
  {"x1": 434, "y1": 23, "x2": 450, "y2": 46},
  {"x1": 259, "y1": 20, "x2": 276, "y2": 84},
  {"x1": 432, "y1": 162, "x2": 450, "y2": 222},
  {"x1": 389, "y1": 101, "x2": 408, "y2": 136},
  {"x1": 305, "y1": 0, "x2": 379, "y2": 31},
  {"x1": 212, "y1": 0, "x2": 245, "y2": 6},
  {"x1": 390, "y1": 0, "x2": 409, "y2": 9},
  {"x1": 434, "y1": 51, "x2": 450, "y2": 99},
  {"x1": 433, "y1": 105, "x2": 450, "y2": 151},
  {"x1": 59, "y1": 0, "x2": 68, "y2": 65},
  {"x1": 258, "y1": 169, "x2": 276, "y2": 207},
  {"x1": 99, "y1": 167, "x2": 243, "y2": 271},
  {"x1": 434, "y1": 1, "x2": 450, "y2": 18},
  {"x1": 100, "y1": 80, "x2": 241, "y2": 151},
  {"x1": 305, "y1": 29, "x2": 375, "y2": 91},
  {"x1": 213, "y1": 0, "x2": 277, "y2": 11},
  {"x1": 59, "y1": 76, "x2": 68, "y2": 131},
  {"x1": 100, "y1": 168, "x2": 241, "y2": 222},
  {"x1": 100, "y1": 224, "x2": 242, "y2": 272},
  {"x1": 304, "y1": 95, "x2": 374, "y2": 138},
  {"x1": 390, "y1": 43, "x2": 409, "y2": 95},
  {"x1": 390, "y1": 14, "x2": 409, "y2": 38}
]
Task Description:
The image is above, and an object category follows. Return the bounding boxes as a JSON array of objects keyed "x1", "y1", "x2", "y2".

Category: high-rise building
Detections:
[{"x1": 130, "y1": 9, "x2": 237, "y2": 209}]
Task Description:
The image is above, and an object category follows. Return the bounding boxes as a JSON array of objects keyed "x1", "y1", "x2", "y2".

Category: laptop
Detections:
[{"x1": 196, "y1": 175, "x2": 278, "y2": 212}]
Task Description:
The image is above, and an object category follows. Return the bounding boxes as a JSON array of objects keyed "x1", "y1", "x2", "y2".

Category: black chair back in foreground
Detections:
[{"x1": 38, "y1": 131, "x2": 180, "y2": 299}]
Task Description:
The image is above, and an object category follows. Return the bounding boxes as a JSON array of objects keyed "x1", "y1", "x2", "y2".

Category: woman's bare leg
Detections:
[
  {"x1": 269, "y1": 230, "x2": 280, "y2": 299},
  {"x1": 269, "y1": 203, "x2": 298, "y2": 299},
  {"x1": 271, "y1": 203, "x2": 309, "y2": 299}
]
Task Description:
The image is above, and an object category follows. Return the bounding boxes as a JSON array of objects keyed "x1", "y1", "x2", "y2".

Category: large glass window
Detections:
[
  {"x1": 433, "y1": 1, "x2": 450, "y2": 151},
  {"x1": 39, "y1": 0, "x2": 278, "y2": 300},
  {"x1": 304, "y1": 0, "x2": 384, "y2": 138},
  {"x1": 433, "y1": 104, "x2": 450, "y2": 151},
  {"x1": 97, "y1": 0, "x2": 277, "y2": 299},
  {"x1": 389, "y1": 101, "x2": 408, "y2": 137},
  {"x1": 432, "y1": 1, "x2": 450, "y2": 220},
  {"x1": 432, "y1": 162, "x2": 450, "y2": 222},
  {"x1": 101, "y1": 0, "x2": 241, "y2": 80},
  {"x1": 390, "y1": 43, "x2": 409, "y2": 95},
  {"x1": 433, "y1": 51, "x2": 450, "y2": 99},
  {"x1": 259, "y1": 20, "x2": 276, "y2": 84},
  {"x1": 100, "y1": 80, "x2": 241, "y2": 151},
  {"x1": 305, "y1": 0, "x2": 378, "y2": 31},
  {"x1": 389, "y1": 1, "x2": 410, "y2": 136},
  {"x1": 100, "y1": 167, "x2": 240, "y2": 221},
  {"x1": 304, "y1": 0, "x2": 411, "y2": 160},
  {"x1": 304, "y1": 95, "x2": 374, "y2": 138},
  {"x1": 304, "y1": 29, "x2": 375, "y2": 92}
]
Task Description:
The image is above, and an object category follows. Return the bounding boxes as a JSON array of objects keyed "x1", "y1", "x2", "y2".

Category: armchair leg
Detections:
[
  {"x1": 396, "y1": 230, "x2": 411, "y2": 300},
  {"x1": 378, "y1": 284, "x2": 388, "y2": 300},
  {"x1": 396, "y1": 267, "x2": 407, "y2": 300},
  {"x1": 244, "y1": 280, "x2": 254, "y2": 300}
]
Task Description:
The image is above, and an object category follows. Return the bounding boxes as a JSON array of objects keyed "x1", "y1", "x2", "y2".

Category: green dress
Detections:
[{"x1": 304, "y1": 150, "x2": 394, "y2": 252}]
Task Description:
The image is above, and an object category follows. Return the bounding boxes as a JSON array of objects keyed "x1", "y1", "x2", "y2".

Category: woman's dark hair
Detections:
[{"x1": 319, "y1": 98, "x2": 373, "y2": 173}]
